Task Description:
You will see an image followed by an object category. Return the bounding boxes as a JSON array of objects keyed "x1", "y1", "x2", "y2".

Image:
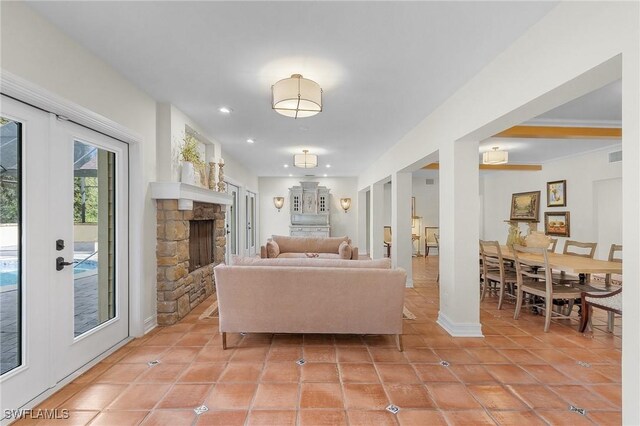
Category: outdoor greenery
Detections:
[
  {"x1": 0, "y1": 180, "x2": 19, "y2": 224},
  {"x1": 74, "y1": 177, "x2": 99, "y2": 223}
]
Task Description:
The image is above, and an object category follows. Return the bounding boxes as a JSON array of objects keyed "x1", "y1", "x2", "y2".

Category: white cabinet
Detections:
[{"x1": 288, "y1": 182, "x2": 331, "y2": 237}]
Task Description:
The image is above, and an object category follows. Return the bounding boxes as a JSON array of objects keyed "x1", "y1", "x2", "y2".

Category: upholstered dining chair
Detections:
[
  {"x1": 479, "y1": 240, "x2": 518, "y2": 309},
  {"x1": 383, "y1": 226, "x2": 392, "y2": 258},
  {"x1": 512, "y1": 245, "x2": 583, "y2": 332},
  {"x1": 579, "y1": 287, "x2": 622, "y2": 333}
]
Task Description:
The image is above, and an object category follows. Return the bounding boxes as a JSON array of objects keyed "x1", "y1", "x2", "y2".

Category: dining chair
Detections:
[
  {"x1": 434, "y1": 233, "x2": 440, "y2": 283},
  {"x1": 556, "y1": 240, "x2": 598, "y2": 284},
  {"x1": 548, "y1": 238, "x2": 558, "y2": 253},
  {"x1": 605, "y1": 244, "x2": 622, "y2": 287},
  {"x1": 479, "y1": 240, "x2": 518, "y2": 309},
  {"x1": 512, "y1": 245, "x2": 583, "y2": 332},
  {"x1": 383, "y1": 226, "x2": 392, "y2": 258},
  {"x1": 579, "y1": 287, "x2": 622, "y2": 333}
]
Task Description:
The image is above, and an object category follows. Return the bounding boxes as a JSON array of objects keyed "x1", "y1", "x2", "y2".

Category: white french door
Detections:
[
  {"x1": 0, "y1": 96, "x2": 129, "y2": 415},
  {"x1": 245, "y1": 191, "x2": 256, "y2": 256},
  {"x1": 226, "y1": 183, "x2": 239, "y2": 263}
]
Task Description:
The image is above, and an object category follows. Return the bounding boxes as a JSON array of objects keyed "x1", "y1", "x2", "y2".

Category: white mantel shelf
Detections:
[{"x1": 150, "y1": 182, "x2": 233, "y2": 210}]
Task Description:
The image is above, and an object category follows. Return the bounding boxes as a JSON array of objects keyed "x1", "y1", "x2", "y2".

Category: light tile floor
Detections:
[{"x1": 14, "y1": 257, "x2": 621, "y2": 425}]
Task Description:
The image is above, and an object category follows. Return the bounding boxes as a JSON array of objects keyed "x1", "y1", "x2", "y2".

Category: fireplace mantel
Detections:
[{"x1": 150, "y1": 182, "x2": 233, "y2": 210}]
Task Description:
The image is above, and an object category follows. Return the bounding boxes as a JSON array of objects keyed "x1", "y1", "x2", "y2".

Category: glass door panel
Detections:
[
  {"x1": 0, "y1": 117, "x2": 22, "y2": 375},
  {"x1": 73, "y1": 141, "x2": 116, "y2": 337}
]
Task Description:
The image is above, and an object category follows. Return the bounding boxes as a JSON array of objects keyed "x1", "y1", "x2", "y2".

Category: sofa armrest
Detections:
[
  {"x1": 351, "y1": 246, "x2": 359, "y2": 260},
  {"x1": 260, "y1": 245, "x2": 268, "y2": 258}
]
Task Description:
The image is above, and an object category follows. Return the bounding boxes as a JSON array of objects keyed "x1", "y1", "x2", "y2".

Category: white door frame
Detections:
[{"x1": 1, "y1": 71, "x2": 145, "y2": 338}]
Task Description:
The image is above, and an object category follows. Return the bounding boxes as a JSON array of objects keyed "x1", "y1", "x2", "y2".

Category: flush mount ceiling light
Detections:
[
  {"x1": 293, "y1": 150, "x2": 318, "y2": 169},
  {"x1": 272, "y1": 74, "x2": 322, "y2": 119},
  {"x1": 246, "y1": 138, "x2": 255, "y2": 144},
  {"x1": 218, "y1": 106, "x2": 232, "y2": 114},
  {"x1": 482, "y1": 147, "x2": 509, "y2": 165}
]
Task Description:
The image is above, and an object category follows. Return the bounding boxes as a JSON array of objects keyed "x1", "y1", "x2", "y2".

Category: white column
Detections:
[
  {"x1": 437, "y1": 140, "x2": 482, "y2": 337},
  {"x1": 391, "y1": 172, "x2": 413, "y2": 287},
  {"x1": 370, "y1": 182, "x2": 385, "y2": 259},
  {"x1": 357, "y1": 189, "x2": 368, "y2": 256}
]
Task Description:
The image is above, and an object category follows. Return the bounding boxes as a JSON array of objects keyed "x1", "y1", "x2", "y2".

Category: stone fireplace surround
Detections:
[{"x1": 156, "y1": 200, "x2": 226, "y2": 325}]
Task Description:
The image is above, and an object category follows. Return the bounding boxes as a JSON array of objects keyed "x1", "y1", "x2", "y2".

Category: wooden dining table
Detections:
[{"x1": 487, "y1": 245, "x2": 622, "y2": 275}]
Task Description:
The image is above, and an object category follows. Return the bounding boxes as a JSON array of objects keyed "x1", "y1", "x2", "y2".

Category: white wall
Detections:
[
  {"x1": 1, "y1": 2, "x2": 158, "y2": 333},
  {"x1": 481, "y1": 147, "x2": 622, "y2": 259},
  {"x1": 258, "y1": 177, "x2": 358, "y2": 246},
  {"x1": 354, "y1": 3, "x2": 638, "y2": 420},
  {"x1": 382, "y1": 178, "x2": 439, "y2": 254},
  {"x1": 0, "y1": 3, "x2": 260, "y2": 333}
]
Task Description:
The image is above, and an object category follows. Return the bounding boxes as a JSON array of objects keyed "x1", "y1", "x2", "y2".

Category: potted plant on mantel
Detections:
[{"x1": 180, "y1": 133, "x2": 206, "y2": 187}]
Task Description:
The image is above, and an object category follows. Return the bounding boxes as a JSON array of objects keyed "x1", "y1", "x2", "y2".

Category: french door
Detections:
[
  {"x1": 246, "y1": 191, "x2": 256, "y2": 256},
  {"x1": 0, "y1": 96, "x2": 129, "y2": 414},
  {"x1": 226, "y1": 183, "x2": 239, "y2": 262}
]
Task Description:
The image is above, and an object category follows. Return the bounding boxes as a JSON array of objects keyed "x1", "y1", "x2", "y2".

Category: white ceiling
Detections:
[
  {"x1": 534, "y1": 80, "x2": 622, "y2": 123},
  {"x1": 27, "y1": 1, "x2": 558, "y2": 177}
]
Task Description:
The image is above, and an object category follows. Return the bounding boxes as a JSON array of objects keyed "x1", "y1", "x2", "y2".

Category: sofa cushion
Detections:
[
  {"x1": 231, "y1": 255, "x2": 392, "y2": 269},
  {"x1": 266, "y1": 240, "x2": 280, "y2": 258},
  {"x1": 272, "y1": 235, "x2": 349, "y2": 254},
  {"x1": 339, "y1": 241, "x2": 352, "y2": 259}
]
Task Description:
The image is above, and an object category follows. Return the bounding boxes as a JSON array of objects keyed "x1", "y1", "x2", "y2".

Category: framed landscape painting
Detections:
[
  {"x1": 510, "y1": 191, "x2": 541, "y2": 221},
  {"x1": 547, "y1": 180, "x2": 567, "y2": 207},
  {"x1": 545, "y1": 211, "x2": 570, "y2": 237}
]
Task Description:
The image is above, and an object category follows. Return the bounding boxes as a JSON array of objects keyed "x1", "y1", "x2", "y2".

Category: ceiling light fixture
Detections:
[
  {"x1": 246, "y1": 138, "x2": 255, "y2": 144},
  {"x1": 326, "y1": 164, "x2": 331, "y2": 168},
  {"x1": 272, "y1": 74, "x2": 322, "y2": 119},
  {"x1": 218, "y1": 107, "x2": 232, "y2": 114},
  {"x1": 483, "y1": 147, "x2": 509, "y2": 165},
  {"x1": 294, "y1": 150, "x2": 318, "y2": 169},
  {"x1": 284, "y1": 164, "x2": 289, "y2": 168}
]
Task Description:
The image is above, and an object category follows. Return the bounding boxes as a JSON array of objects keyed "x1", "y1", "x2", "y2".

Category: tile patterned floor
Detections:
[{"x1": 14, "y1": 257, "x2": 621, "y2": 425}]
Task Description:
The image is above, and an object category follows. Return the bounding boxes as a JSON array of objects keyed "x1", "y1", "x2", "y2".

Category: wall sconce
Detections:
[
  {"x1": 340, "y1": 198, "x2": 352, "y2": 213},
  {"x1": 273, "y1": 196, "x2": 285, "y2": 212}
]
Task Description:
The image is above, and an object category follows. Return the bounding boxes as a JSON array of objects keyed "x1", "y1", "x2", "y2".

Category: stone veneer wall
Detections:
[{"x1": 156, "y1": 200, "x2": 226, "y2": 325}]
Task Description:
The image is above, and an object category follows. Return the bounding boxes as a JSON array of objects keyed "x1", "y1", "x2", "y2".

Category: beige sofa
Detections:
[
  {"x1": 260, "y1": 235, "x2": 359, "y2": 260},
  {"x1": 214, "y1": 257, "x2": 406, "y2": 350}
]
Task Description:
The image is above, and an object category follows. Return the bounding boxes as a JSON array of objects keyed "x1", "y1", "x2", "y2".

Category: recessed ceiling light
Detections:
[
  {"x1": 326, "y1": 164, "x2": 331, "y2": 168},
  {"x1": 246, "y1": 139, "x2": 255, "y2": 144},
  {"x1": 284, "y1": 164, "x2": 289, "y2": 168},
  {"x1": 288, "y1": 173, "x2": 292, "y2": 177},
  {"x1": 323, "y1": 174, "x2": 328, "y2": 177},
  {"x1": 218, "y1": 107, "x2": 232, "y2": 114}
]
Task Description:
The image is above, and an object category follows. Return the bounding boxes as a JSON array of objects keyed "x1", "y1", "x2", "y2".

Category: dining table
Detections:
[{"x1": 487, "y1": 245, "x2": 623, "y2": 276}]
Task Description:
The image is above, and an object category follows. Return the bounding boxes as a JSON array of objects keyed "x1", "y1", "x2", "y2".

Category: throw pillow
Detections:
[
  {"x1": 266, "y1": 240, "x2": 280, "y2": 258},
  {"x1": 339, "y1": 241, "x2": 352, "y2": 259}
]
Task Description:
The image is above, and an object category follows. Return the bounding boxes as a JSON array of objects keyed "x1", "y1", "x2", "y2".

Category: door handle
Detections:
[{"x1": 56, "y1": 257, "x2": 77, "y2": 271}]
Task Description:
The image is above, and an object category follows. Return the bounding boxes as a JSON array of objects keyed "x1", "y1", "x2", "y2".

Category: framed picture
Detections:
[
  {"x1": 547, "y1": 180, "x2": 567, "y2": 207},
  {"x1": 545, "y1": 211, "x2": 570, "y2": 237},
  {"x1": 510, "y1": 191, "x2": 541, "y2": 221}
]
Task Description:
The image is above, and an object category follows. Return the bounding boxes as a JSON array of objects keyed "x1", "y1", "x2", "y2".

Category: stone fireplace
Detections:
[{"x1": 156, "y1": 200, "x2": 226, "y2": 325}]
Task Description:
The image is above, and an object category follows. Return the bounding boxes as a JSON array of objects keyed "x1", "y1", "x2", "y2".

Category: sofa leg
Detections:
[
  {"x1": 395, "y1": 334, "x2": 403, "y2": 352},
  {"x1": 222, "y1": 332, "x2": 227, "y2": 350}
]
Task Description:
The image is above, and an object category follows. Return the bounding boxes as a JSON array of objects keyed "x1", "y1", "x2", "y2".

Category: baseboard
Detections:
[
  {"x1": 3, "y1": 338, "x2": 132, "y2": 425},
  {"x1": 437, "y1": 311, "x2": 483, "y2": 337},
  {"x1": 144, "y1": 315, "x2": 158, "y2": 334}
]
